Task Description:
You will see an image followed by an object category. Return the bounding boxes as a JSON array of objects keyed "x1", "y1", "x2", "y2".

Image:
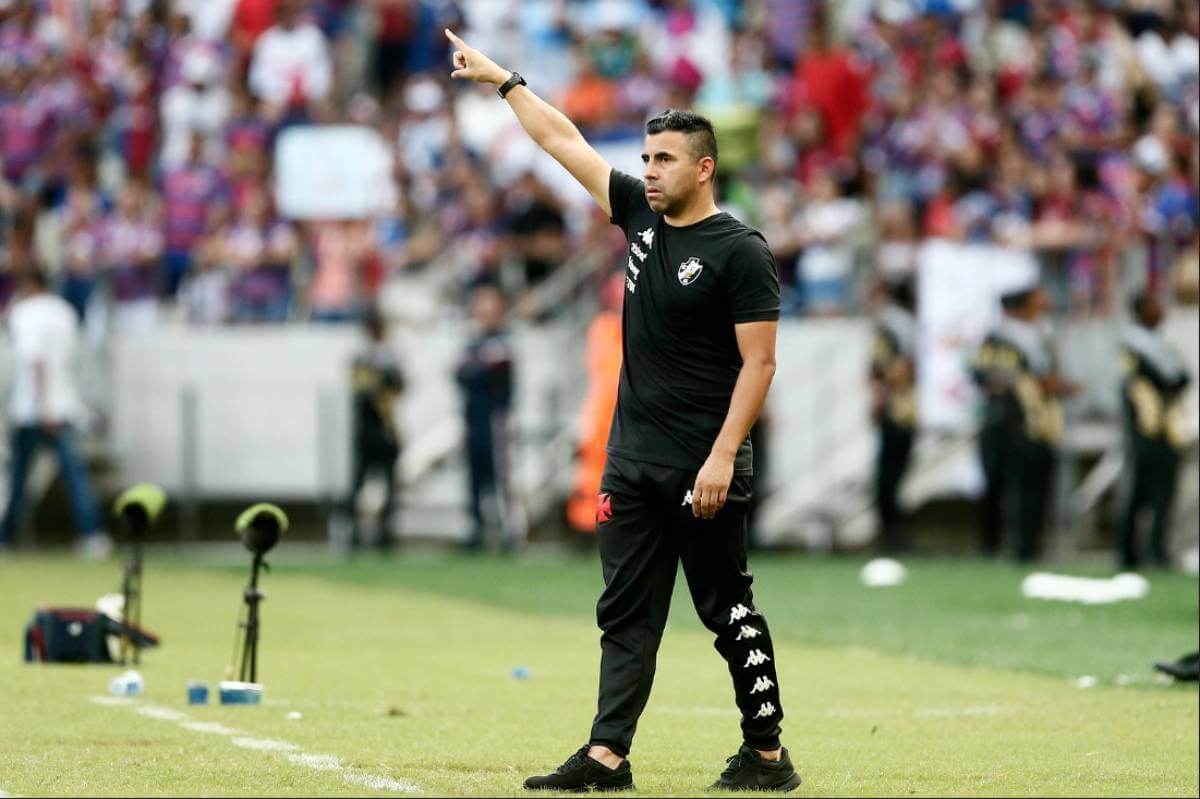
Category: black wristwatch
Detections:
[{"x1": 498, "y1": 71, "x2": 527, "y2": 99}]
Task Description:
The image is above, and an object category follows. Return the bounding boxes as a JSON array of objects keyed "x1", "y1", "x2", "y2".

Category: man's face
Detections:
[
  {"x1": 641, "y1": 131, "x2": 710, "y2": 215},
  {"x1": 1142, "y1": 296, "x2": 1163, "y2": 328}
]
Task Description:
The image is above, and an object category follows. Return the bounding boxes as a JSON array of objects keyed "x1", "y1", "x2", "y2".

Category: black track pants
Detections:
[{"x1": 588, "y1": 454, "x2": 785, "y2": 757}]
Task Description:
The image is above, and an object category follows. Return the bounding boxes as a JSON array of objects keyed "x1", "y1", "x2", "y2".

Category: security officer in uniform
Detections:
[
  {"x1": 348, "y1": 310, "x2": 405, "y2": 550},
  {"x1": 972, "y1": 284, "x2": 1073, "y2": 562},
  {"x1": 1118, "y1": 292, "x2": 1190, "y2": 570},
  {"x1": 869, "y1": 277, "x2": 917, "y2": 553},
  {"x1": 455, "y1": 284, "x2": 524, "y2": 553}
]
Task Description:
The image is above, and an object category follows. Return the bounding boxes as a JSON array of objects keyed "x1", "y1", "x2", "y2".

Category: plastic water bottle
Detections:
[{"x1": 108, "y1": 670, "x2": 145, "y2": 697}]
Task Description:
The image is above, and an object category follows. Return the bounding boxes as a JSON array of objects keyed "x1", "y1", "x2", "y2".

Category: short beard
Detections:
[{"x1": 648, "y1": 191, "x2": 686, "y2": 216}]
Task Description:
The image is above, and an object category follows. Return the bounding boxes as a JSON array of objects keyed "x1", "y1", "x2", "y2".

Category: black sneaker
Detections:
[
  {"x1": 1154, "y1": 652, "x2": 1199, "y2": 681},
  {"x1": 523, "y1": 746, "x2": 635, "y2": 792},
  {"x1": 709, "y1": 745, "x2": 802, "y2": 792}
]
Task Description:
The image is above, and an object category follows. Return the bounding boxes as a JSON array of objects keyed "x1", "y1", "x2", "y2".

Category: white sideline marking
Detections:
[
  {"x1": 136, "y1": 706, "x2": 190, "y2": 722},
  {"x1": 89, "y1": 695, "x2": 136, "y2": 706},
  {"x1": 0, "y1": 787, "x2": 13, "y2": 797},
  {"x1": 94, "y1": 700, "x2": 418, "y2": 794},
  {"x1": 288, "y1": 753, "x2": 342, "y2": 771},
  {"x1": 345, "y1": 772, "x2": 419, "y2": 793},
  {"x1": 180, "y1": 721, "x2": 241, "y2": 735},
  {"x1": 231, "y1": 737, "x2": 298, "y2": 752}
]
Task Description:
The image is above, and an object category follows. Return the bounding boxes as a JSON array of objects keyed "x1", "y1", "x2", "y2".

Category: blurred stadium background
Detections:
[{"x1": 0, "y1": 0, "x2": 1197, "y2": 561}]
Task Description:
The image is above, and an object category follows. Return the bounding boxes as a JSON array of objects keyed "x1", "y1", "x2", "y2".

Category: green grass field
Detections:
[{"x1": 0, "y1": 550, "x2": 1196, "y2": 797}]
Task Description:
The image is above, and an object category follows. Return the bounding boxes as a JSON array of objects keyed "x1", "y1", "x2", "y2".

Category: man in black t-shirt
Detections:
[{"x1": 446, "y1": 29, "x2": 799, "y2": 794}]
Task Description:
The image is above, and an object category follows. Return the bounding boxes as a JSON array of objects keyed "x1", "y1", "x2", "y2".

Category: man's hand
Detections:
[
  {"x1": 445, "y1": 29, "x2": 510, "y2": 86},
  {"x1": 691, "y1": 451, "x2": 735, "y2": 520}
]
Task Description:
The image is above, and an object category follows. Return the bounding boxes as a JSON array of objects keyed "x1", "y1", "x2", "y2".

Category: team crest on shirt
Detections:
[{"x1": 677, "y1": 256, "x2": 704, "y2": 286}]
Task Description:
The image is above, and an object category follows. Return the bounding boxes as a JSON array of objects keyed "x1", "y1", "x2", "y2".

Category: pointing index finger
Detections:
[{"x1": 444, "y1": 28, "x2": 468, "y2": 49}]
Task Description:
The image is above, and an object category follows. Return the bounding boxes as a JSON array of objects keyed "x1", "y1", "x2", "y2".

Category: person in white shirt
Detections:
[
  {"x1": 248, "y1": 0, "x2": 332, "y2": 121},
  {"x1": 0, "y1": 270, "x2": 110, "y2": 559}
]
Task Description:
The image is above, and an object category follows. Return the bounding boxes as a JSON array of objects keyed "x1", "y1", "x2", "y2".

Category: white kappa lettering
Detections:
[
  {"x1": 752, "y1": 702, "x2": 777, "y2": 719},
  {"x1": 743, "y1": 649, "x2": 771, "y2": 667},
  {"x1": 749, "y1": 676, "x2": 775, "y2": 694},
  {"x1": 735, "y1": 625, "x2": 761, "y2": 641}
]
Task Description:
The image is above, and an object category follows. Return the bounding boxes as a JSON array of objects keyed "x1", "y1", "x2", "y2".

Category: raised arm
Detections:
[{"x1": 444, "y1": 29, "x2": 613, "y2": 216}]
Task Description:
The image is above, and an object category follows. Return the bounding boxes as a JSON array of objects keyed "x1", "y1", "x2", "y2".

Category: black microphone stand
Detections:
[
  {"x1": 119, "y1": 507, "x2": 148, "y2": 666},
  {"x1": 237, "y1": 552, "x2": 268, "y2": 683}
]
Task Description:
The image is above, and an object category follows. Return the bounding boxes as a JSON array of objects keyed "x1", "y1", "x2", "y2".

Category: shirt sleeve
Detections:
[
  {"x1": 608, "y1": 169, "x2": 646, "y2": 230},
  {"x1": 726, "y1": 231, "x2": 781, "y2": 324}
]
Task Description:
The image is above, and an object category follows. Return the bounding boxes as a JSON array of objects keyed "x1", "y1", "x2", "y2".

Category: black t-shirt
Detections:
[{"x1": 606, "y1": 169, "x2": 780, "y2": 475}]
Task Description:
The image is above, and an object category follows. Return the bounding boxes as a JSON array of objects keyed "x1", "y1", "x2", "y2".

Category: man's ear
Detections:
[{"x1": 698, "y1": 156, "x2": 716, "y2": 185}]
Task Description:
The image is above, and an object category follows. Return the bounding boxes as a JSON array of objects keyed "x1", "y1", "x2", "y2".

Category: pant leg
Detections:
[
  {"x1": 589, "y1": 456, "x2": 677, "y2": 758},
  {"x1": 978, "y1": 420, "x2": 1008, "y2": 556},
  {"x1": 1147, "y1": 444, "x2": 1180, "y2": 566},
  {"x1": 465, "y1": 437, "x2": 495, "y2": 549},
  {"x1": 876, "y1": 420, "x2": 914, "y2": 553},
  {"x1": 0, "y1": 426, "x2": 41, "y2": 545},
  {"x1": 673, "y1": 470, "x2": 784, "y2": 753},
  {"x1": 1118, "y1": 440, "x2": 1151, "y2": 570},
  {"x1": 49, "y1": 427, "x2": 101, "y2": 537},
  {"x1": 1015, "y1": 440, "x2": 1052, "y2": 563},
  {"x1": 347, "y1": 444, "x2": 370, "y2": 547},
  {"x1": 378, "y1": 447, "x2": 399, "y2": 547}
]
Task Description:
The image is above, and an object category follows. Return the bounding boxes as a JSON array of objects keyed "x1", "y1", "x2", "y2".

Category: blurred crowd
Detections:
[{"x1": 0, "y1": 0, "x2": 1197, "y2": 331}]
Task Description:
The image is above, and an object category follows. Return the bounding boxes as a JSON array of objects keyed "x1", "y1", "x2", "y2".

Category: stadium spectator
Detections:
[
  {"x1": 159, "y1": 48, "x2": 231, "y2": 170},
  {"x1": 159, "y1": 132, "x2": 228, "y2": 297},
  {"x1": 248, "y1": 0, "x2": 332, "y2": 122},
  {"x1": 100, "y1": 181, "x2": 164, "y2": 334},
  {"x1": 225, "y1": 187, "x2": 296, "y2": 323},
  {"x1": 796, "y1": 167, "x2": 863, "y2": 314},
  {"x1": 0, "y1": 269, "x2": 109, "y2": 559},
  {"x1": 308, "y1": 219, "x2": 369, "y2": 323},
  {"x1": 503, "y1": 171, "x2": 568, "y2": 287}
]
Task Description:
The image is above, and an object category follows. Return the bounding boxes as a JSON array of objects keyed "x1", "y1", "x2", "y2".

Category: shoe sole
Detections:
[{"x1": 709, "y1": 772, "x2": 803, "y2": 792}]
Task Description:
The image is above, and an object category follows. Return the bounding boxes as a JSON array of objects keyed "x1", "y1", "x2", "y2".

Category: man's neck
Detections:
[{"x1": 664, "y1": 197, "x2": 722, "y2": 228}]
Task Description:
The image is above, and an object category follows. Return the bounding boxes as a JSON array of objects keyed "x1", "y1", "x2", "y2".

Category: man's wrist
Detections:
[{"x1": 708, "y1": 444, "x2": 738, "y2": 463}]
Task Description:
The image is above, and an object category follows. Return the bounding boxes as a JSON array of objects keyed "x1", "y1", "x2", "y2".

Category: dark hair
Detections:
[
  {"x1": 19, "y1": 268, "x2": 49, "y2": 291},
  {"x1": 1000, "y1": 288, "x2": 1034, "y2": 311},
  {"x1": 1130, "y1": 290, "x2": 1153, "y2": 320},
  {"x1": 888, "y1": 278, "x2": 915, "y2": 312},
  {"x1": 645, "y1": 109, "x2": 718, "y2": 165}
]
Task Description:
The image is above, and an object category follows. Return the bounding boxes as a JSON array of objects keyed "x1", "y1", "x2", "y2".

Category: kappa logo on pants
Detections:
[
  {"x1": 752, "y1": 701, "x2": 778, "y2": 719},
  {"x1": 728, "y1": 604, "x2": 759, "y2": 624},
  {"x1": 743, "y1": 649, "x2": 771, "y2": 667},
  {"x1": 749, "y1": 676, "x2": 775, "y2": 694},
  {"x1": 596, "y1": 492, "x2": 613, "y2": 524},
  {"x1": 735, "y1": 625, "x2": 761, "y2": 641}
]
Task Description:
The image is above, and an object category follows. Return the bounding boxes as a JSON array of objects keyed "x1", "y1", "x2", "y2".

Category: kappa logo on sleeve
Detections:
[
  {"x1": 677, "y1": 256, "x2": 703, "y2": 285},
  {"x1": 638, "y1": 228, "x2": 654, "y2": 247}
]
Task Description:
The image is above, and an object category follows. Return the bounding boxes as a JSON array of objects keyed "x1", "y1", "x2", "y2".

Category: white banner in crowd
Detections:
[
  {"x1": 917, "y1": 240, "x2": 1039, "y2": 431},
  {"x1": 274, "y1": 126, "x2": 397, "y2": 219}
]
